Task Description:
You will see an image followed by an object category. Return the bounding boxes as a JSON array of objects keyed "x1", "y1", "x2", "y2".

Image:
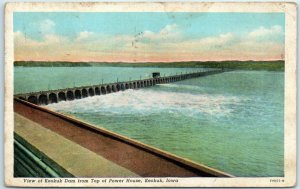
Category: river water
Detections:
[{"x1": 14, "y1": 66, "x2": 284, "y2": 177}]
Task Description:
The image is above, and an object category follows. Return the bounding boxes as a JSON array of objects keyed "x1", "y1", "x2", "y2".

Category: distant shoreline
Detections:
[{"x1": 14, "y1": 60, "x2": 284, "y2": 71}]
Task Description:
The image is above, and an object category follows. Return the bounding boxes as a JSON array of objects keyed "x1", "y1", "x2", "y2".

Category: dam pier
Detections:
[{"x1": 15, "y1": 69, "x2": 223, "y2": 105}]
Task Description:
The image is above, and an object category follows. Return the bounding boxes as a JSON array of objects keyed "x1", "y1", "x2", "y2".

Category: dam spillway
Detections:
[{"x1": 14, "y1": 69, "x2": 224, "y2": 105}]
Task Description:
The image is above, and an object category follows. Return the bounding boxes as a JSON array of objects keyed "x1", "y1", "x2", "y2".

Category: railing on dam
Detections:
[{"x1": 14, "y1": 69, "x2": 223, "y2": 105}]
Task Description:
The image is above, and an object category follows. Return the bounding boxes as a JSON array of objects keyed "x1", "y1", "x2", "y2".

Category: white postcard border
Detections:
[{"x1": 4, "y1": 2, "x2": 297, "y2": 187}]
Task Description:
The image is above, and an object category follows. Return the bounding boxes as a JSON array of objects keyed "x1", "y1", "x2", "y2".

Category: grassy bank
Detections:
[{"x1": 14, "y1": 60, "x2": 284, "y2": 71}]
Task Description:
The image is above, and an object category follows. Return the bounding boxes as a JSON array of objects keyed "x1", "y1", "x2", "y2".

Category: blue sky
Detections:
[{"x1": 13, "y1": 12, "x2": 285, "y2": 62}]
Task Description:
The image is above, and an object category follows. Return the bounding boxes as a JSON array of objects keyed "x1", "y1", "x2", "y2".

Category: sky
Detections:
[{"x1": 14, "y1": 12, "x2": 285, "y2": 62}]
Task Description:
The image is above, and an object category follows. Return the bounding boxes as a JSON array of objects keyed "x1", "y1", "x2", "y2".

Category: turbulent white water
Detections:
[{"x1": 47, "y1": 87, "x2": 242, "y2": 118}]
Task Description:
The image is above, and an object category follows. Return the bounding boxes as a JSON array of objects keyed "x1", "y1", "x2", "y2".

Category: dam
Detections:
[{"x1": 14, "y1": 69, "x2": 223, "y2": 105}]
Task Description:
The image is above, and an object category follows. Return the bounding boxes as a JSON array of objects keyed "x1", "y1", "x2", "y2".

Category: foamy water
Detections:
[{"x1": 47, "y1": 88, "x2": 242, "y2": 117}]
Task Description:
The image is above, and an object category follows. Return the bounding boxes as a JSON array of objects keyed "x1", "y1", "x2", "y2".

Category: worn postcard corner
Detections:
[{"x1": 4, "y1": 1, "x2": 297, "y2": 188}]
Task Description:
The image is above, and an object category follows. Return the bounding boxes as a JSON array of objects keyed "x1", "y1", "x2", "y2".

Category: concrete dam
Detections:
[{"x1": 15, "y1": 69, "x2": 224, "y2": 105}]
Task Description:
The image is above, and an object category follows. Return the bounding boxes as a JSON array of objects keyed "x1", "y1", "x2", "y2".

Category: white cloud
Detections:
[
  {"x1": 43, "y1": 34, "x2": 67, "y2": 44},
  {"x1": 39, "y1": 19, "x2": 56, "y2": 34},
  {"x1": 159, "y1": 24, "x2": 179, "y2": 35},
  {"x1": 196, "y1": 33, "x2": 234, "y2": 47},
  {"x1": 248, "y1": 25, "x2": 282, "y2": 38},
  {"x1": 75, "y1": 31, "x2": 95, "y2": 41},
  {"x1": 14, "y1": 31, "x2": 70, "y2": 61},
  {"x1": 14, "y1": 31, "x2": 41, "y2": 47},
  {"x1": 14, "y1": 31, "x2": 68, "y2": 49},
  {"x1": 141, "y1": 24, "x2": 181, "y2": 40}
]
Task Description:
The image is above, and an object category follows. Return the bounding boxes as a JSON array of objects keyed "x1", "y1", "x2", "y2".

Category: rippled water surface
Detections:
[{"x1": 15, "y1": 67, "x2": 284, "y2": 176}]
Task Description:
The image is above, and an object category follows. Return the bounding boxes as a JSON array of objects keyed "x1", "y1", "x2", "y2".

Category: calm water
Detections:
[{"x1": 14, "y1": 67, "x2": 284, "y2": 177}]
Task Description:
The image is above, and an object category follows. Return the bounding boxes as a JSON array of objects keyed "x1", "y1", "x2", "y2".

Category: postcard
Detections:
[{"x1": 4, "y1": 2, "x2": 297, "y2": 187}]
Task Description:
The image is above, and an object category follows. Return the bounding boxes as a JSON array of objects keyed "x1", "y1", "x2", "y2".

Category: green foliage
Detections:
[
  {"x1": 14, "y1": 61, "x2": 92, "y2": 67},
  {"x1": 14, "y1": 60, "x2": 284, "y2": 71}
]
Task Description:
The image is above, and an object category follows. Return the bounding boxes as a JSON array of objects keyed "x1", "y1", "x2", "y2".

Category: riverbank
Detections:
[{"x1": 14, "y1": 60, "x2": 284, "y2": 71}]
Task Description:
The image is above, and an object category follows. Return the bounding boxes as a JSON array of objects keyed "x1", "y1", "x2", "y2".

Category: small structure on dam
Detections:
[
  {"x1": 14, "y1": 69, "x2": 224, "y2": 106},
  {"x1": 152, "y1": 72, "x2": 160, "y2": 78}
]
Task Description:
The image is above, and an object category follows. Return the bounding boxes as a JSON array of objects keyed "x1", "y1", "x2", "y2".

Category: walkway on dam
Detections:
[{"x1": 14, "y1": 113, "x2": 138, "y2": 177}]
